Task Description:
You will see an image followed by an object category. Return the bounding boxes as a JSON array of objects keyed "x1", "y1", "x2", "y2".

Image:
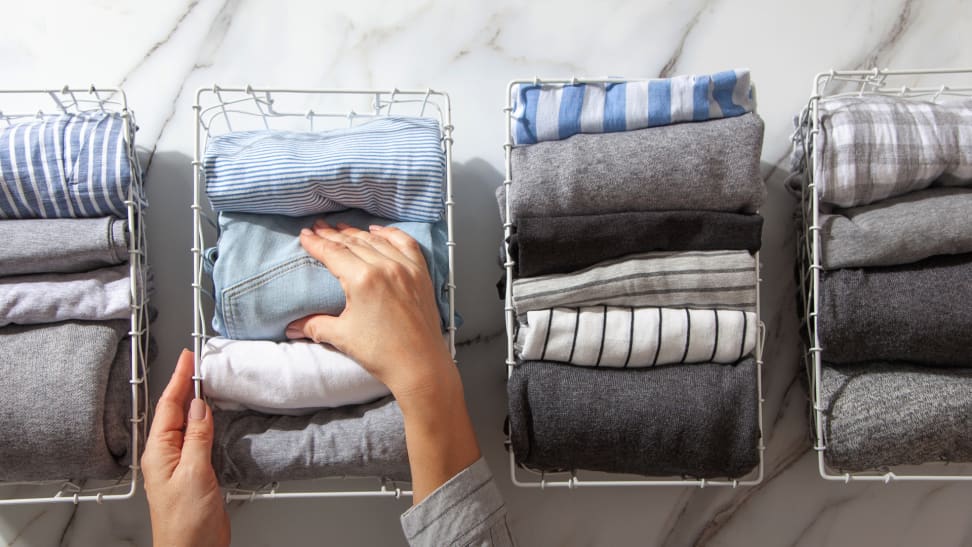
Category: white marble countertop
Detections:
[{"x1": 2, "y1": 1, "x2": 972, "y2": 545}]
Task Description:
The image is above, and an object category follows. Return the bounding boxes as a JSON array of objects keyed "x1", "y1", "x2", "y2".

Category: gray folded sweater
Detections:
[
  {"x1": 818, "y1": 253, "x2": 972, "y2": 366},
  {"x1": 0, "y1": 320, "x2": 132, "y2": 481},
  {"x1": 821, "y1": 187, "x2": 972, "y2": 269},
  {"x1": 212, "y1": 396, "x2": 410, "y2": 487},
  {"x1": 508, "y1": 112, "x2": 765, "y2": 220},
  {"x1": 820, "y1": 362, "x2": 972, "y2": 472},
  {"x1": 508, "y1": 358, "x2": 759, "y2": 478},
  {"x1": 0, "y1": 217, "x2": 128, "y2": 277}
]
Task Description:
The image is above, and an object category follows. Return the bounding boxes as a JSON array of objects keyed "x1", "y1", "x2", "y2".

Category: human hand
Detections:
[
  {"x1": 285, "y1": 220, "x2": 454, "y2": 400},
  {"x1": 142, "y1": 350, "x2": 230, "y2": 547}
]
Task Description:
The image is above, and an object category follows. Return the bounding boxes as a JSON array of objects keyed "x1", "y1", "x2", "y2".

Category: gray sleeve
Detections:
[{"x1": 400, "y1": 457, "x2": 514, "y2": 547}]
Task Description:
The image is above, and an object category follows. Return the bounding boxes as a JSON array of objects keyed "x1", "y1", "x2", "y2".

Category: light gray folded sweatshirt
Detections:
[
  {"x1": 0, "y1": 263, "x2": 132, "y2": 326},
  {"x1": 0, "y1": 320, "x2": 132, "y2": 481},
  {"x1": 212, "y1": 396, "x2": 410, "y2": 487},
  {"x1": 821, "y1": 187, "x2": 972, "y2": 269},
  {"x1": 509, "y1": 112, "x2": 765, "y2": 220},
  {"x1": 820, "y1": 361, "x2": 972, "y2": 472},
  {"x1": 0, "y1": 217, "x2": 128, "y2": 277}
]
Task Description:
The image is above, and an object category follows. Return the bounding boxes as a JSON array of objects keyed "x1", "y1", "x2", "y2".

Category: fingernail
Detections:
[
  {"x1": 368, "y1": 225, "x2": 383, "y2": 231},
  {"x1": 300, "y1": 228, "x2": 313, "y2": 237},
  {"x1": 335, "y1": 222, "x2": 350, "y2": 229},
  {"x1": 189, "y1": 398, "x2": 206, "y2": 421},
  {"x1": 314, "y1": 219, "x2": 328, "y2": 229},
  {"x1": 285, "y1": 325, "x2": 303, "y2": 339}
]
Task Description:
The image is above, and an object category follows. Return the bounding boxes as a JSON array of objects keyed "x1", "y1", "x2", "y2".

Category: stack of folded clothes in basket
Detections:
[
  {"x1": 792, "y1": 95, "x2": 972, "y2": 471},
  {"x1": 500, "y1": 69, "x2": 766, "y2": 478},
  {"x1": 0, "y1": 112, "x2": 146, "y2": 481},
  {"x1": 202, "y1": 116, "x2": 455, "y2": 487}
]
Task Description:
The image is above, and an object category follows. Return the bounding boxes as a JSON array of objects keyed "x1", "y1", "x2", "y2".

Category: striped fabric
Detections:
[
  {"x1": 204, "y1": 116, "x2": 445, "y2": 221},
  {"x1": 516, "y1": 306, "x2": 756, "y2": 368},
  {"x1": 512, "y1": 250, "x2": 757, "y2": 313},
  {"x1": 511, "y1": 69, "x2": 753, "y2": 145},
  {"x1": 808, "y1": 96, "x2": 972, "y2": 207},
  {"x1": 0, "y1": 112, "x2": 134, "y2": 219}
]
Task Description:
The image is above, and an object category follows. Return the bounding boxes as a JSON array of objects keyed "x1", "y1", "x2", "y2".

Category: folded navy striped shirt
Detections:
[
  {"x1": 204, "y1": 116, "x2": 445, "y2": 221},
  {"x1": 511, "y1": 69, "x2": 754, "y2": 145},
  {"x1": 0, "y1": 112, "x2": 135, "y2": 219}
]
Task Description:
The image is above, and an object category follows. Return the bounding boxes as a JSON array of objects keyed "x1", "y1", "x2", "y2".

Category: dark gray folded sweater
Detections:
[
  {"x1": 508, "y1": 112, "x2": 765, "y2": 219},
  {"x1": 820, "y1": 361, "x2": 972, "y2": 472},
  {"x1": 818, "y1": 253, "x2": 972, "y2": 366},
  {"x1": 508, "y1": 358, "x2": 759, "y2": 478}
]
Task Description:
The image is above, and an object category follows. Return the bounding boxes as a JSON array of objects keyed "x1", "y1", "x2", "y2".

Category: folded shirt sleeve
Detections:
[{"x1": 400, "y1": 457, "x2": 514, "y2": 547}]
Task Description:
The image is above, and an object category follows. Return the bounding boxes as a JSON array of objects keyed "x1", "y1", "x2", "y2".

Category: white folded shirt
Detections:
[{"x1": 201, "y1": 337, "x2": 391, "y2": 415}]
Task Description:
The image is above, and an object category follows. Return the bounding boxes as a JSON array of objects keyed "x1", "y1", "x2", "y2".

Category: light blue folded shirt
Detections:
[
  {"x1": 203, "y1": 116, "x2": 446, "y2": 221},
  {"x1": 511, "y1": 68, "x2": 754, "y2": 145},
  {"x1": 206, "y1": 209, "x2": 455, "y2": 341}
]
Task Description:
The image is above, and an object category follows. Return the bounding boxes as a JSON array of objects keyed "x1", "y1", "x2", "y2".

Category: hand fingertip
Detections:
[
  {"x1": 300, "y1": 228, "x2": 314, "y2": 237},
  {"x1": 285, "y1": 325, "x2": 304, "y2": 339},
  {"x1": 368, "y1": 224, "x2": 383, "y2": 232},
  {"x1": 188, "y1": 398, "x2": 206, "y2": 421}
]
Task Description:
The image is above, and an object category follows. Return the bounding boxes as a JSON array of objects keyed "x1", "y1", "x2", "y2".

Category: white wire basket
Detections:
[
  {"x1": 501, "y1": 77, "x2": 766, "y2": 489},
  {"x1": 0, "y1": 86, "x2": 151, "y2": 505},
  {"x1": 191, "y1": 85, "x2": 457, "y2": 501},
  {"x1": 796, "y1": 67, "x2": 972, "y2": 483}
]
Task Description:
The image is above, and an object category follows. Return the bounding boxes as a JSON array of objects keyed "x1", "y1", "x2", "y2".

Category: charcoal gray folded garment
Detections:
[
  {"x1": 508, "y1": 358, "x2": 759, "y2": 478},
  {"x1": 0, "y1": 264, "x2": 132, "y2": 326},
  {"x1": 508, "y1": 112, "x2": 765, "y2": 219},
  {"x1": 512, "y1": 250, "x2": 757, "y2": 313},
  {"x1": 820, "y1": 362, "x2": 972, "y2": 472},
  {"x1": 212, "y1": 396, "x2": 410, "y2": 487},
  {"x1": 818, "y1": 254, "x2": 972, "y2": 366},
  {"x1": 0, "y1": 320, "x2": 132, "y2": 481},
  {"x1": 497, "y1": 202, "x2": 762, "y2": 277},
  {"x1": 821, "y1": 187, "x2": 972, "y2": 269},
  {"x1": 0, "y1": 217, "x2": 128, "y2": 277}
]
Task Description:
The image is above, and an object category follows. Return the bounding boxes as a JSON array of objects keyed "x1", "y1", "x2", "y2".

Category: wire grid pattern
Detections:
[
  {"x1": 0, "y1": 86, "x2": 151, "y2": 505},
  {"x1": 795, "y1": 67, "x2": 972, "y2": 483},
  {"x1": 192, "y1": 85, "x2": 457, "y2": 501},
  {"x1": 501, "y1": 77, "x2": 766, "y2": 489}
]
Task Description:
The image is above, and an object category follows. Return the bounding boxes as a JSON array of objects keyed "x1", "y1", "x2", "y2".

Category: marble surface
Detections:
[{"x1": 2, "y1": 0, "x2": 972, "y2": 545}]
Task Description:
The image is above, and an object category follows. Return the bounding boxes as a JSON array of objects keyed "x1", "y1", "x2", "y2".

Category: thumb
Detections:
[
  {"x1": 181, "y1": 398, "x2": 215, "y2": 469},
  {"x1": 286, "y1": 314, "x2": 346, "y2": 349}
]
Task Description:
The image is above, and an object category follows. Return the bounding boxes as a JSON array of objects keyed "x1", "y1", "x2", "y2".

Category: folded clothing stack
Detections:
[
  {"x1": 0, "y1": 113, "x2": 146, "y2": 481},
  {"x1": 500, "y1": 69, "x2": 765, "y2": 479},
  {"x1": 202, "y1": 116, "x2": 454, "y2": 487},
  {"x1": 793, "y1": 95, "x2": 972, "y2": 471}
]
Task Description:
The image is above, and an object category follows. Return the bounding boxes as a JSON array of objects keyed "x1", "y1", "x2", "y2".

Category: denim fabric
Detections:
[{"x1": 207, "y1": 210, "x2": 454, "y2": 340}]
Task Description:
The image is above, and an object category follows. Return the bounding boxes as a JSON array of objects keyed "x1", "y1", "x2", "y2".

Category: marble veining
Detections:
[{"x1": 2, "y1": 1, "x2": 972, "y2": 545}]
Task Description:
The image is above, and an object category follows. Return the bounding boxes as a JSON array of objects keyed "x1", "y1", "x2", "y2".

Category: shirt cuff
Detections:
[{"x1": 400, "y1": 457, "x2": 507, "y2": 546}]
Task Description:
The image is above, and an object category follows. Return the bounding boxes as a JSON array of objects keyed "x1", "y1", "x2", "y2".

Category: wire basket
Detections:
[
  {"x1": 795, "y1": 67, "x2": 972, "y2": 483},
  {"x1": 191, "y1": 85, "x2": 457, "y2": 501},
  {"x1": 0, "y1": 86, "x2": 150, "y2": 505},
  {"x1": 500, "y1": 77, "x2": 766, "y2": 489}
]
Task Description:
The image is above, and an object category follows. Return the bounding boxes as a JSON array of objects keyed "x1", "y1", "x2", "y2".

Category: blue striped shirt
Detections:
[
  {"x1": 511, "y1": 69, "x2": 754, "y2": 145},
  {"x1": 204, "y1": 116, "x2": 446, "y2": 221},
  {"x1": 0, "y1": 112, "x2": 135, "y2": 219}
]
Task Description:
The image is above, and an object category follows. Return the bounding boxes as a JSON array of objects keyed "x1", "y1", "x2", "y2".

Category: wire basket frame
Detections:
[
  {"x1": 191, "y1": 85, "x2": 458, "y2": 501},
  {"x1": 0, "y1": 86, "x2": 151, "y2": 506},
  {"x1": 501, "y1": 77, "x2": 766, "y2": 489},
  {"x1": 795, "y1": 67, "x2": 972, "y2": 483}
]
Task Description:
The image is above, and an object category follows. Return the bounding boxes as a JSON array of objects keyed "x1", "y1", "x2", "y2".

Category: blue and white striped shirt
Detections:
[
  {"x1": 0, "y1": 112, "x2": 135, "y2": 219},
  {"x1": 511, "y1": 69, "x2": 754, "y2": 145},
  {"x1": 204, "y1": 116, "x2": 446, "y2": 222}
]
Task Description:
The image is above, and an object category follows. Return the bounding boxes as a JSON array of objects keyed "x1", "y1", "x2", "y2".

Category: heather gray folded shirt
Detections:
[
  {"x1": 818, "y1": 253, "x2": 972, "y2": 366},
  {"x1": 0, "y1": 264, "x2": 132, "y2": 326},
  {"x1": 820, "y1": 362, "x2": 972, "y2": 472},
  {"x1": 509, "y1": 112, "x2": 765, "y2": 220},
  {"x1": 496, "y1": 191, "x2": 763, "y2": 277},
  {"x1": 508, "y1": 358, "x2": 759, "y2": 478},
  {"x1": 212, "y1": 396, "x2": 410, "y2": 487},
  {"x1": 0, "y1": 217, "x2": 128, "y2": 277},
  {"x1": 821, "y1": 187, "x2": 972, "y2": 269},
  {"x1": 0, "y1": 320, "x2": 132, "y2": 481}
]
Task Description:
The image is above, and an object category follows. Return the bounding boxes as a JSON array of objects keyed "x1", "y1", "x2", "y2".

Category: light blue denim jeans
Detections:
[{"x1": 206, "y1": 210, "x2": 455, "y2": 340}]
